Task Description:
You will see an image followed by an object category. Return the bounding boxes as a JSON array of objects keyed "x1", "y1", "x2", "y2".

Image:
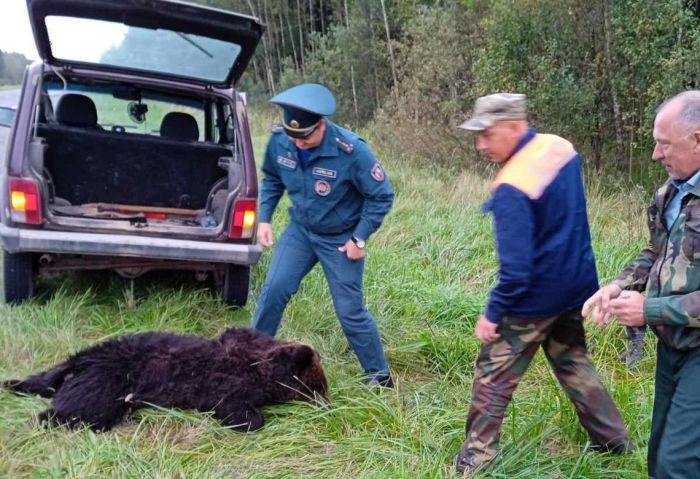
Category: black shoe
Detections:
[
  {"x1": 592, "y1": 439, "x2": 636, "y2": 455},
  {"x1": 453, "y1": 453, "x2": 478, "y2": 476},
  {"x1": 366, "y1": 374, "x2": 394, "y2": 388}
]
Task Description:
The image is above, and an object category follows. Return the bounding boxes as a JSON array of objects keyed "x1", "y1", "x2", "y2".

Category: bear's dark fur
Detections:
[{"x1": 3, "y1": 327, "x2": 328, "y2": 432}]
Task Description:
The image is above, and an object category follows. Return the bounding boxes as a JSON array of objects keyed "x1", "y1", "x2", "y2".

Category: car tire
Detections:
[
  {"x1": 221, "y1": 264, "x2": 250, "y2": 307},
  {"x1": 2, "y1": 250, "x2": 36, "y2": 304}
]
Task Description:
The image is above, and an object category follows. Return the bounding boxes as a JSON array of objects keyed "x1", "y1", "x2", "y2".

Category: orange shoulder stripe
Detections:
[{"x1": 492, "y1": 134, "x2": 576, "y2": 199}]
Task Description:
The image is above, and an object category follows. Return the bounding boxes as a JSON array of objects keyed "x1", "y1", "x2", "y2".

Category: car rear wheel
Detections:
[
  {"x1": 221, "y1": 264, "x2": 250, "y2": 307},
  {"x1": 2, "y1": 250, "x2": 36, "y2": 304}
]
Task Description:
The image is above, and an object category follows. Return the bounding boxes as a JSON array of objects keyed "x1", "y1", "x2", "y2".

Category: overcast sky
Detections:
[{"x1": 0, "y1": 0, "x2": 38, "y2": 60}]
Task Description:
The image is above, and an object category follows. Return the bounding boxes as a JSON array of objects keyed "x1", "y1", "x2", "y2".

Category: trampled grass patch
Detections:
[{"x1": 0, "y1": 113, "x2": 651, "y2": 477}]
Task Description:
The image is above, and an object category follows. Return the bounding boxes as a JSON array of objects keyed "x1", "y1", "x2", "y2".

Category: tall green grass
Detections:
[{"x1": 0, "y1": 110, "x2": 652, "y2": 477}]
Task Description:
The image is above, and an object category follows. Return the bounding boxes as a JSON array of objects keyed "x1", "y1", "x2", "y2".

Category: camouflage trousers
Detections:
[{"x1": 459, "y1": 309, "x2": 629, "y2": 467}]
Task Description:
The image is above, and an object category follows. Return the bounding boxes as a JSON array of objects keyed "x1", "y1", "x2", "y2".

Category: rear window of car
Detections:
[{"x1": 45, "y1": 15, "x2": 243, "y2": 83}]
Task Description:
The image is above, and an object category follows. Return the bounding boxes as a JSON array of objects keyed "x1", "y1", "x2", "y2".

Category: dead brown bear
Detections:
[{"x1": 3, "y1": 327, "x2": 328, "y2": 432}]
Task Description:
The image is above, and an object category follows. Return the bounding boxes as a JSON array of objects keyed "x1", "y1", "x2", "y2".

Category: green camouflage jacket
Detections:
[{"x1": 613, "y1": 179, "x2": 700, "y2": 350}]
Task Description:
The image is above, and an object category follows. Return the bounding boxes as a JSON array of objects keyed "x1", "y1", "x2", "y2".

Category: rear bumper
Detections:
[{"x1": 0, "y1": 224, "x2": 262, "y2": 265}]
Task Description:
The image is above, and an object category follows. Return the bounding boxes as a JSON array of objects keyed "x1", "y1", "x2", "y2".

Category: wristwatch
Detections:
[{"x1": 351, "y1": 236, "x2": 366, "y2": 249}]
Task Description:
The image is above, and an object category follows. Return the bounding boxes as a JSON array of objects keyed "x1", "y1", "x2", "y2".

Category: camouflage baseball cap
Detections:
[{"x1": 458, "y1": 93, "x2": 527, "y2": 131}]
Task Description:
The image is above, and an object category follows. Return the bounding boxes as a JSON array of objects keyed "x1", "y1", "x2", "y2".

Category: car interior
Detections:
[{"x1": 30, "y1": 74, "x2": 244, "y2": 229}]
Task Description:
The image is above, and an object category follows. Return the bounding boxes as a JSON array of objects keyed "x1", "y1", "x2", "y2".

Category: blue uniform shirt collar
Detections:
[
  {"x1": 507, "y1": 127, "x2": 536, "y2": 160},
  {"x1": 673, "y1": 169, "x2": 700, "y2": 195}
]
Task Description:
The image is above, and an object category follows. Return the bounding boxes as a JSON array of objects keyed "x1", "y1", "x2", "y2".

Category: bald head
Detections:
[{"x1": 658, "y1": 90, "x2": 700, "y2": 134}]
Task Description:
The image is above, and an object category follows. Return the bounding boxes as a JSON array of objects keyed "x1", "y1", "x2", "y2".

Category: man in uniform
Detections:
[
  {"x1": 252, "y1": 83, "x2": 394, "y2": 387},
  {"x1": 583, "y1": 90, "x2": 700, "y2": 479},
  {"x1": 453, "y1": 93, "x2": 631, "y2": 475}
]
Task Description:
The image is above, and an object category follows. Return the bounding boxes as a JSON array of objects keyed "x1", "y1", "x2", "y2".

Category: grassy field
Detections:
[{"x1": 0, "y1": 110, "x2": 654, "y2": 478}]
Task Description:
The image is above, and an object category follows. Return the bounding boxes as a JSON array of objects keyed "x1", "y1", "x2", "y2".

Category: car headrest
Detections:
[
  {"x1": 160, "y1": 112, "x2": 199, "y2": 141},
  {"x1": 54, "y1": 94, "x2": 98, "y2": 127}
]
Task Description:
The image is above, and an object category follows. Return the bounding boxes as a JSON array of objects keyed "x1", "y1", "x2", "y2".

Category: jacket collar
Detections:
[
  {"x1": 506, "y1": 127, "x2": 537, "y2": 161},
  {"x1": 657, "y1": 179, "x2": 678, "y2": 211}
]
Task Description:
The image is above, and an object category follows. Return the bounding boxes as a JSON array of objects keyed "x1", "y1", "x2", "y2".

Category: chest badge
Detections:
[
  {"x1": 315, "y1": 180, "x2": 331, "y2": 196},
  {"x1": 312, "y1": 167, "x2": 337, "y2": 179},
  {"x1": 276, "y1": 155, "x2": 297, "y2": 170}
]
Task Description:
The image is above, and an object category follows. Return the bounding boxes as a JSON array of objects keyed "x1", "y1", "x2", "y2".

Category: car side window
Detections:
[
  {"x1": 218, "y1": 102, "x2": 236, "y2": 145},
  {"x1": 0, "y1": 107, "x2": 16, "y2": 127}
]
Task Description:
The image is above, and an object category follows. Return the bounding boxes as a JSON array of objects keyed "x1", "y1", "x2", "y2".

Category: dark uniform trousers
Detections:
[
  {"x1": 460, "y1": 309, "x2": 629, "y2": 466},
  {"x1": 252, "y1": 220, "x2": 389, "y2": 375},
  {"x1": 649, "y1": 341, "x2": 700, "y2": 479}
]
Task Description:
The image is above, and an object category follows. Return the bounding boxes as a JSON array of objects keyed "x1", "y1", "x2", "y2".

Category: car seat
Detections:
[
  {"x1": 54, "y1": 93, "x2": 99, "y2": 128},
  {"x1": 160, "y1": 112, "x2": 199, "y2": 141}
]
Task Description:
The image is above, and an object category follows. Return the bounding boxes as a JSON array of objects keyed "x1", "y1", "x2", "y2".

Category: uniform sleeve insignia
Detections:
[
  {"x1": 371, "y1": 163, "x2": 385, "y2": 182},
  {"x1": 335, "y1": 136, "x2": 354, "y2": 153},
  {"x1": 271, "y1": 123, "x2": 284, "y2": 133}
]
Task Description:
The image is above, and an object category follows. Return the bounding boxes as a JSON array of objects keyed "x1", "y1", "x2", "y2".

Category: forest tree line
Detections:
[
  {"x1": 0, "y1": 50, "x2": 30, "y2": 86},
  {"x1": 200, "y1": 0, "x2": 700, "y2": 178}
]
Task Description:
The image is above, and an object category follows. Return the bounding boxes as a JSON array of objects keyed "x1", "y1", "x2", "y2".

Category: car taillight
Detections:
[
  {"x1": 9, "y1": 177, "x2": 43, "y2": 225},
  {"x1": 228, "y1": 198, "x2": 256, "y2": 239}
]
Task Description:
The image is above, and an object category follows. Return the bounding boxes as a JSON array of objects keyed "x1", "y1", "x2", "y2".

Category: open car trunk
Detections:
[
  {"x1": 30, "y1": 74, "x2": 246, "y2": 238},
  {"x1": 38, "y1": 123, "x2": 240, "y2": 230}
]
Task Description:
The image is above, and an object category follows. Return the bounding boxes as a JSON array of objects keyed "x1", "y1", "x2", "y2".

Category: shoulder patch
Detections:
[
  {"x1": 335, "y1": 136, "x2": 354, "y2": 154},
  {"x1": 371, "y1": 162, "x2": 386, "y2": 182},
  {"x1": 271, "y1": 123, "x2": 284, "y2": 133}
]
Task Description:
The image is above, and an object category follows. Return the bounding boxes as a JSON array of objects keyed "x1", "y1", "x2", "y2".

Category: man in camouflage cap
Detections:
[
  {"x1": 454, "y1": 93, "x2": 631, "y2": 475},
  {"x1": 583, "y1": 90, "x2": 700, "y2": 478}
]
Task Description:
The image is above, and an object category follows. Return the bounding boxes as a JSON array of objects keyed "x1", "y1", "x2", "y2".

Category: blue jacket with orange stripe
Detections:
[{"x1": 483, "y1": 128, "x2": 599, "y2": 324}]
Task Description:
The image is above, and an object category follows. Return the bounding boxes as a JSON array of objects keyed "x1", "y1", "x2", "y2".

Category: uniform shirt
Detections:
[
  {"x1": 297, "y1": 146, "x2": 315, "y2": 169},
  {"x1": 483, "y1": 128, "x2": 599, "y2": 323},
  {"x1": 259, "y1": 120, "x2": 394, "y2": 240}
]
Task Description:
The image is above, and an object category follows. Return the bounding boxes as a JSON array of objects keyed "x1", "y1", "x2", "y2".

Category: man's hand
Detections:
[
  {"x1": 475, "y1": 315, "x2": 500, "y2": 344},
  {"x1": 608, "y1": 291, "x2": 646, "y2": 327},
  {"x1": 257, "y1": 223, "x2": 274, "y2": 248},
  {"x1": 581, "y1": 284, "x2": 623, "y2": 326},
  {"x1": 338, "y1": 239, "x2": 366, "y2": 260}
]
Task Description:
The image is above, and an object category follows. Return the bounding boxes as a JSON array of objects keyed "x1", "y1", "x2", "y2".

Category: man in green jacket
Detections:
[{"x1": 583, "y1": 90, "x2": 700, "y2": 479}]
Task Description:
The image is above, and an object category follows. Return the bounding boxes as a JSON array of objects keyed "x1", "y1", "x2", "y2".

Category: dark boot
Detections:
[
  {"x1": 620, "y1": 327, "x2": 645, "y2": 367},
  {"x1": 365, "y1": 373, "x2": 394, "y2": 388},
  {"x1": 453, "y1": 453, "x2": 480, "y2": 476}
]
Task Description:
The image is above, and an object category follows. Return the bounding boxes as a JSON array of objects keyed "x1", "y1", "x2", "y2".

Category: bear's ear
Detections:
[{"x1": 267, "y1": 344, "x2": 314, "y2": 369}]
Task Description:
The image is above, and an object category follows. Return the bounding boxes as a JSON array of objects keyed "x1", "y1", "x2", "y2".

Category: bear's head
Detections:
[{"x1": 266, "y1": 343, "x2": 329, "y2": 403}]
